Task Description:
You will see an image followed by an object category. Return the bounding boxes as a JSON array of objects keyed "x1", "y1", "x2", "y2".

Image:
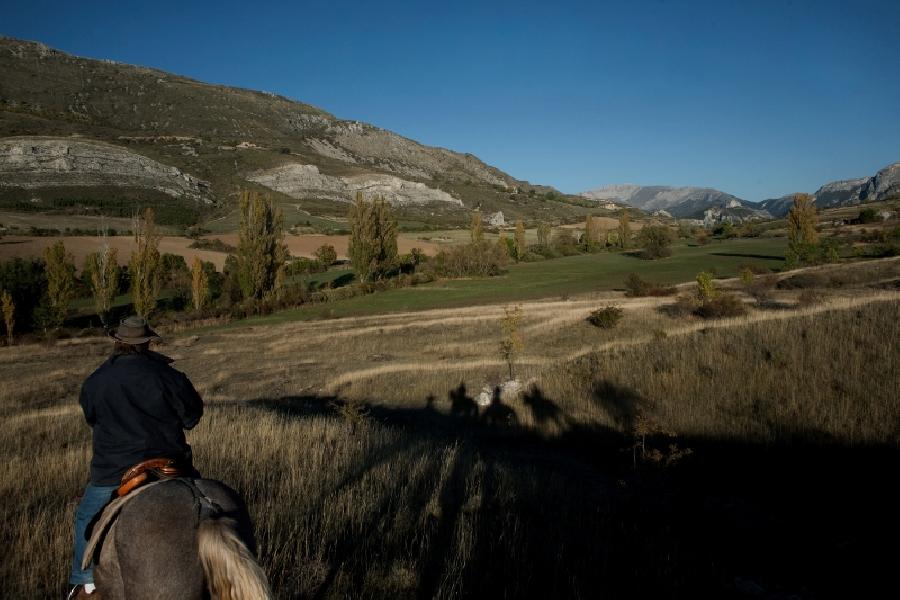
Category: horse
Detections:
[{"x1": 86, "y1": 477, "x2": 272, "y2": 600}]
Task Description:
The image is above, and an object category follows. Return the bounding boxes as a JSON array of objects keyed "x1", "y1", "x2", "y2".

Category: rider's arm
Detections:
[
  {"x1": 173, "y1": 372, "x2": 204, "y2": 430},
  {"x1": 79, "y1": 380, "x2": 96, "y2": 426}
]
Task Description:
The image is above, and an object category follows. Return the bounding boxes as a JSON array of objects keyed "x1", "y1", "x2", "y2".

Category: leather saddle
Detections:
[{"x1": 117, "y1": 457, "x2": 192, "y2": 497}]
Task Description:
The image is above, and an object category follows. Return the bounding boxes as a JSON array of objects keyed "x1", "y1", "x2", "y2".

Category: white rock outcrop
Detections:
[
  {"x1": 0, "y1": 136, "x2": 210, "y2": 202},
  {"x1": 246, "y1": 163, "x2": 463, "y2": 206},
  {"x1": 488, "y1": 211, "x2": 506, "y2": 227}
]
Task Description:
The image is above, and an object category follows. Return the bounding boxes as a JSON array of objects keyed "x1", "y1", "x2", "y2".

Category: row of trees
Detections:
[
  {"x1": 0, "y1": 190, "x2": 295, "y2": 342},
  {"x1": 463, "y1": 209, "x2": 668, "y2": 265}
]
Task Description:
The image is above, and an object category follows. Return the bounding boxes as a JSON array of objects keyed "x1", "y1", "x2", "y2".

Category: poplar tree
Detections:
[
  {"x1": 514, "y1": 220, "x2": 527, "y2": 260},
  {"x1": 584, "y1": 214, "x2": 599, "y2": 250},
  {"x1": 499, "y1": 304, "x2": 524, "y2": 380},
  {"x1": 84, "y1": 239, "x2": 119, "y2": 324},
  {"x1": 190, "y1": 256, "x2": 210, "y2": 311},
  {"x1": 470, "y1": 211, "x2": 484, "y2": 244},
  {"x1": 537, "y1": 222, "x2": 551, "y2": 247},
  {"x1": 130, "y1": 208, "x2": 162, "y2": 318},
  {"x1": 617, "y1": 210, "x2": 632, "y2": 249},
  {"x1": 1, "y1": 290, "x2": 13, "y2": 346},
  {"x1": 496, "y1": 230, "x2": 510, "y2": 258},
  {"x1": 42, "y1": 240, "x2": 76, "y2": 329},
  {"x1": 786, "y1": 193, "x2": 819, "y2": 266},
  {"x1": 236, "y1": 190, "x2": 288, "y2": 301},
  {"x1": 348, "y1": 192, "x2": 398, "y2": 282}
]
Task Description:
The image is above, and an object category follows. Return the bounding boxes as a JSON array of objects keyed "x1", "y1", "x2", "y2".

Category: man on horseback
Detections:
[{"x1": 68, "y1": 316, "x2": 204, "y2": 599}]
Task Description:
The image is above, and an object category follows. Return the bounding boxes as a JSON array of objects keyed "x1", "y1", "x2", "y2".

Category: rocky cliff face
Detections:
[
  {"x1": 756, "y1": 195, "x2": 797, "y2": 218},
  {"x1": 859, "y1": 162, "x2": 900, "y2": 203},
  {"x1": 246, "y1": 163, "x2": 463, "y2": 206},
  {"x1": 811, "y1": 177, "x2": 869, "y2": 209},
  {"x1": 0, "y1": 136, "x2": 210, "y2": 202}
]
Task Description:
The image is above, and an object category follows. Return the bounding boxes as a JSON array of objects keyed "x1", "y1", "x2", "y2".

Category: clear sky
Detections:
[{"x1": 2, "y1": 0, "x2": 898, "y2": 200}]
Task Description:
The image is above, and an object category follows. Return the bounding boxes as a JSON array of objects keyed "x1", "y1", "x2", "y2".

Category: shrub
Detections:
[
  {"x1": 739, "y1": 267, "x2": 754, "y2": 289},
  {"x1": 427, "y1": 241, "x2": 508, "y2": 278},
  {"x1": 696, "y1": 271, "x2": 717, "y2": 301},
  {"x1": 286, "y1": 257, "x2": 327, "y2": 276},
  {"x1": 797, "y1": 289, "x2": 823, "y2": 308},
  {"x1": 189, "y1": 238, "x2": 236, "y2": 253},
  {"x1": 858, "y1": 208, "x2": 879, "y2": 224},
  {"x1": 624, "y1": 272, "x2": 650, "y2": 297},
  {"x1": 695, "y1": 294, "x2": 747, "y2": 319},
  {"x1": 587, "y1": 306, "x2": 623, "y2": 329},
  {"x1": 747, "y1": 274, "x2": 778, "y2": 304},
  {"x1": 315, "y1": 244, "x2": 338, "y2": 267},
  {"x1": 665, "y1": 294, "x2": 701, "y2": 318},
  {"x1": 624, "y1": 273, "x2": 675, "y2": 297},
  {"x1": 552, "y1": 228, "x2": 579, "y2": 256}
]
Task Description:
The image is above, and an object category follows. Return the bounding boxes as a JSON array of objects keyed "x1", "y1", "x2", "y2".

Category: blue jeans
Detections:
[{"x1": 70, "y1": 483, "x2": 118, "y2": 585}]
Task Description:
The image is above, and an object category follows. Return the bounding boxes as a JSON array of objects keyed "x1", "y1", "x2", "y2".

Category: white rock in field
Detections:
[
  {"x1": 476, "y1": 388, "x2": 492, "y2": 407},
  {"x1": 500, "y1": 379, "x2": 520, "y2": 393}
]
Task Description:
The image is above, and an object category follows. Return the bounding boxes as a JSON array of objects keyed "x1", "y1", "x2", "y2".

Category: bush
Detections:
[
  {"x1": 695, "y1": 294, "x2": 747, "y2": 319},
  {"x1": 664, "y1": 294, "x2": 701, "y2": 318},
  {"x1": 858, "y1": 208, "x2": 879, "y2": 224},
  {"x1": 552, "y1": 228, "x2": 580, "y2": 256},
  {"x1": 747, "y1": 274, "x2": 778, "y2": 304},
  {"x1": 696, "y1": 271, "x2": 717, "y2": 301},
  {"x1": 587, "y1": 306, "x2": 623, "y2": 329},
  {"x1": 315, "y1": 244, "x2": 337, "y2": 267},
  {"x1": 286, "y1": 257, "x2": 327, "y2": 276},
  {"x1": 427, "y1": 241, "x2": 508, "y2": 278},
  {"x1": 624, "y1": 273, "x2": 676, "y2": 297},
  {"x1": 797, "y1": 289, "x2": 823, "y2": 308},
  {"x1": 189, "y1": 238, "x2": 236, "y2": 253}
]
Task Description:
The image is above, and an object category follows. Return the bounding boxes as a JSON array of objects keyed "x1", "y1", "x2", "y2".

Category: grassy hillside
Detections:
[{"x1": 0, "y1": 37, "x2": 602, "y2": 230}]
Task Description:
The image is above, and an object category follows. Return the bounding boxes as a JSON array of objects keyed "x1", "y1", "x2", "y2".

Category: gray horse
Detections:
[{"x1": 87, "y1": 478, "x2": 272, "y2": 600}]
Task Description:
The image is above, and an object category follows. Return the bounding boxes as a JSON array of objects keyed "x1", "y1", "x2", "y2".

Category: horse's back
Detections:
[{"x1": 97, "y1": 478, "x2": 253, "y2": 600}]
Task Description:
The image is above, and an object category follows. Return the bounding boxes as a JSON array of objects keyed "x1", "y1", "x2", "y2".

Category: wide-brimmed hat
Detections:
[{"x1": 110, "y1": 316, "x2": 161, "y2": 345}]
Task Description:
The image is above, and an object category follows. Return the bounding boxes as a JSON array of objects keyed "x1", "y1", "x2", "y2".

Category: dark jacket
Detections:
[{"x1": 79, "y1": 350, "x2": 203, "y2": 486}]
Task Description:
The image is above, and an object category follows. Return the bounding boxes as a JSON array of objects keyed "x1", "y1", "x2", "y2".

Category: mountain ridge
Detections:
[
  {"x1": 0, "y1": 36, "x2": 595, "y2": 229},
  {"x1": 582, "y1": 161, "x2": 900, "y2": 220}
]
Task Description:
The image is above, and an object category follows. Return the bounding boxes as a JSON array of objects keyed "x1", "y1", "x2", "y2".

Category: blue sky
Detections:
[{"x1": 3, "y1": 0, "x2": 898, "y2": 200}]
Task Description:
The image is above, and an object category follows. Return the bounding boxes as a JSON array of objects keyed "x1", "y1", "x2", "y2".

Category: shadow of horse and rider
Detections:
[{"x1": 228, "y1": 380, "x2": 900, "y2": 600}]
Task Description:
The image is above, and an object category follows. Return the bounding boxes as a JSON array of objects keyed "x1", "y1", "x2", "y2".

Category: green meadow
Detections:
[{"x1": 247, "y1": 236, "x2": 788, "y2": 325}]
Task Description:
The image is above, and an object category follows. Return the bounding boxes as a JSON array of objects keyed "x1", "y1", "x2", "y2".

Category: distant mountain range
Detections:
[{"x1": 582, "y1": 162, "x2": 900, "y2": 221}]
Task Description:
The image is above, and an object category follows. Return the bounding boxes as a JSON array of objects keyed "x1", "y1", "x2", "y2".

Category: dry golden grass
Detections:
[{"x1": 1, "y1": 258, "x2": 898, "y2": 597}]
